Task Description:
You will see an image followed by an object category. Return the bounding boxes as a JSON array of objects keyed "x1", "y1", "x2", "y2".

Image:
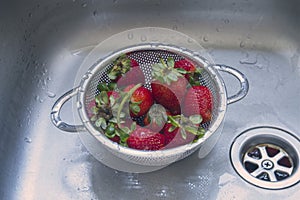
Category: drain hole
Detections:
[
  {"x1": 266, "y1": 146, "x2": 280, "y2": 157},
  {"x1": 277, "y1": 156, "x2": 292, "y2": 168},
  {"x1": 257, "y1": 172, "x2": 270, "y2": 181},
  {"x1": 247, "y1": 147, "x2": 262, "y2": 159},
  {"x1": 230, "y1": 127, "x2": 300, "y2": 190},
  {"x1": 275, "y1": 170, "x2": 290, "y2": 181},
  {"x1": 245, "y1": 161, "x2": 259, "y2": 173}
]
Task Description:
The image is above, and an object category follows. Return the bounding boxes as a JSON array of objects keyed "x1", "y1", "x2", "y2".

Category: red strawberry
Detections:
[
  {"x1": 168, "y1": 76, "x2": 188, "y2": 103},
  {"x1": 107, "y1": 90, "x2": 120, "y2": 99},
  {"x1": 162, "y1": 123, "x2": 195, "y2": 149},
  {"x1": 151, "y1": 57, "x2": 188, "y2": 115},
  {"x1": 87, "y1": 100, "x2": 96, "y2": 118},
  {"x1": 116, "y1": 65, "x2": 145, "y2": 87},
  {"x1": 109, "y1": 135, "x2": 121, "y2": 143},
  {"x1": 174, "y1": 59, "x2": 196, "y2": 80},
  {"x1": 127, "y1": 127, "x2": 165, "y2": 150},
  {"x1": 151, "y1": 78, "x2": 187, "y2": 115},
  {"x1": 129, "y1": 86, "x2": 154, "y2": 117},
  {"x1": 183, "y1": 85, "x2": 213, "y2": 123}
]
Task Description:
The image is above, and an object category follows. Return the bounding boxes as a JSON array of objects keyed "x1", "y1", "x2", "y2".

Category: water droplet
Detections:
[
  {"x1": 172, "y1": 25, "x2": 178, "y2": 30},
  {"x1": 113, "y1": 0, "x2": 118, "y2": 3},
  {"x1": 46, "y1": 91, "x2": 56, "y2": 98},
  {"x1": 78, "y1": 186, "x2": 90, "y2": 191},
  {"x1": 24, "y1": 137, "x2": 32, "y2": 143},
  {"x1": 93, "y1": 10, "x2": 98, "y2": 16},
  {"x1": 42, "y1": 79, "x2": 47, "y2": 86},
  {"x1": 28, "y1": 13, "x2": 32, "y2": 18},
  {"x1": 239, "y1": 53, "x2": 257, "y2": 65},
  {"x1": 239, "y1": 41, "x2": 245, "y2": 48},
  {"x1": 224, "y1": 19, "x2": 230, "y2": 24},
  {"x1": 47, "y1": 77, "x2": 52, "y2": 81},
  {"x1": 35, "y1": 95, "x2": 40, "y2": 101},
  {"x1": 81, "y1": 3, "x2": 87, "y2": 7},
  {"x1": 187, "y1": 38, "x2": 194, "y2": 43},
  {"x1": 140, "y1": 35, "x2": 147, "y2": 42},
  {"x1": 216, "y1": 27, "x2": 221, "y2": 32},
  {"x1": 127, "y1": 33, "x2": 133, "y2": 40},
  {"x1": 203, "y1": 36, "x2": 209, "y2": 42}
]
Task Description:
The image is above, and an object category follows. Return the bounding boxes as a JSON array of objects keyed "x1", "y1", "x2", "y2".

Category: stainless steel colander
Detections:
[{"x1": 51, "y1": 44, "x2": 249, "y2": 166}]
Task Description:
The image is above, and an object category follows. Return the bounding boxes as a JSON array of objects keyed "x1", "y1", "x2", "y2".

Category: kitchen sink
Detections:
[{"x1": 1, "y1": 0, "x2": 299, "y2": 199}]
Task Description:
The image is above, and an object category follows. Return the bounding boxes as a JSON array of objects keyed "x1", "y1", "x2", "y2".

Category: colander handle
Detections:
[
  {"x1": 51, "y1": 87, "x2": 86, "y2": 133},
  {"x1": 213, "y1": 64, "x2": 249, "y2": 105}
]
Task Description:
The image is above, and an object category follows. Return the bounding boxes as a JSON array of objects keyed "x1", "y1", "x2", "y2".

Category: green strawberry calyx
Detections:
[
  {"x1": 152, "y1": 57, "x2": 186, "y2": 85},
  {"x1": 90, "y1": 82, "x2": 141, "y2": 145},
  {"x1": 167, "y1": 114, "x2": 205, "y2": 140},
  {"x1": 107, "y1": 54, "x2": 133, "y2": 80}
]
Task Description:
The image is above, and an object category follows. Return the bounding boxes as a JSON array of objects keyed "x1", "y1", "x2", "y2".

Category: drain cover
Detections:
[{"x1": 230, "y1": 126, "x2": 300, "y2": 190}]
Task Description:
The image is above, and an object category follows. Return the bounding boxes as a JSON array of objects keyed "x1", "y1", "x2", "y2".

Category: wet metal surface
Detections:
[{"x1": 0, "y1": 0, "x2": 299, "y2": 199}]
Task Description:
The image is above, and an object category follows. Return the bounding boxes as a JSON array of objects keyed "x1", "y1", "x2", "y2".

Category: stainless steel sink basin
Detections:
[{"x1": 1, "y1": 0, "x2": 299, "y2": 199}]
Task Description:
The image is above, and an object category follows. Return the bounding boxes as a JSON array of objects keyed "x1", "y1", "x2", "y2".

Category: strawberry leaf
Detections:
[
  {"x1": 108, "y1": 71, "x2": 118, "y2": 80},
  {"x1": 189, "y1": 115, "x2": 202, "y2": 124},
  {"x1": 184, "y1": 126, "x2": 198, "y2": 135},
  {"x1": 180, "y1": 128, "x2": 187, "y2": 140},
  {"x1": 197, "y1": 127, "x2": 206, "y2": 137},
  {"x1": 175, "y1": 68, "x2": 187, "y2": 74},
  {"x1": 153, "y1": 63, "x2": 165, "y2": 70},
  {"x1": 97, "y1": 83, "x2": 109, "y2": 91},
  {"x1": 130, "y1": 104, "x2": 140, "y2": 115},
  {"x1": 168, "y1": 125, "x2": 178, "y2": 132},
  {"x1": 167, "y1": 57, "x2": 175, "y2": 68},
  {"x1": 167, "y1": 71, "x2": 179, "y2": 81},
  {"x1": 117, "y1": 128, "x2": 130, "y2": 143},
  {"x1": 109, "y1": 118, "x2": 117, "y2": 123},
  {"x1": 130, "y1": 122, "x2": 136, "y2": 131},
  {"x1": 99, "y1": 91, "x2": 109, "y2": 105},
  {"x1": 95, "y1": 117, "x2": 107, "y2": 129},
  {"x1": 108, "y1": 82, "x2": 117, "y2": 90},
  {"x1": 90, "y1": 115, "x2": 97, "y2": 122},
  {"x1": 105, "y1": 123, "x2": 116, "y2": 136},
  {"x1": 91, "y1": 106, "x2": 99, "y2": 115}
]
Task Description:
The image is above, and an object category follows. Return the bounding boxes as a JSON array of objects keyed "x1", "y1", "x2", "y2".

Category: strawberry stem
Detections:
[
  {"x1": 167, "y1": 115, "x2": 181, "y2": 128},
  {"x1": 117, "y1": 83, "x2": 142, "y2": 127},
  {"x1": 160, "y1": 57, "x2": 169, "y2": 69}
]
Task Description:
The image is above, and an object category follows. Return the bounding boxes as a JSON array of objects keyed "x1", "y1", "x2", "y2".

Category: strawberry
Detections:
[
  {"x1": 183, "y1": 85, "x2": 213, "y2": 123},
  {"x1": 127, "y1": 127, "x2": 165, "y2": 150},
  {"x1": 87, "y1": 100, "x2": 96, "y2": 118},
  {"x1": 116, "y1": 66, "x2": 145, "y2": 87},
  {"x1": 107, "y1": 54, "x2": 145, "y2": 87},
  {"x1": 162, "y1": 123, "x2": 195, "y2": 148},
  {"x1": 161, "y1": 114, "x2": 205, "y2": 148},
  {"x1": 174, "y1": 59, "x2": 196, "y2": 80},
  {"x1": 128, "y1": 86, "x2": 154, "y2": 117},
  {"x1": 151, "y1": 57, "x2": 188, "y2": 115},
  {"x1": 107, "y1": 90, "x2": 120, "y2": 99}
]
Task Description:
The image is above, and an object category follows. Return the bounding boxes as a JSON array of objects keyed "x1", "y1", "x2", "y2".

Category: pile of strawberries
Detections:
[{"x1": 88, "y1": 53, "x2": 213, "y2": 150}]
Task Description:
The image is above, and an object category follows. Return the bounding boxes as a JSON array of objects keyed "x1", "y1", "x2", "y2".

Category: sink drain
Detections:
[{"x1": 230, "y1": 126, "x2": 300, "y2": 190}]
